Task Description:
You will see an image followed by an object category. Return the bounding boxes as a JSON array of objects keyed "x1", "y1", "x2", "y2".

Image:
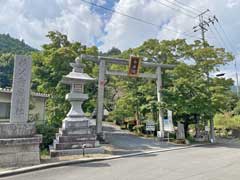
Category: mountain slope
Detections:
[{"x1": 0, "y1": 34, "x2": 37, "y2": 54}]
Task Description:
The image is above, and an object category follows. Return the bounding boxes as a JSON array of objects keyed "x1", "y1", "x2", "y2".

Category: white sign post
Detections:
[
  {"x1": 163, "y1": 110, "x2": 174, "y2": 142},
  {"x1": 164, "y1": 110, "x2": 174, "y2": 132}
]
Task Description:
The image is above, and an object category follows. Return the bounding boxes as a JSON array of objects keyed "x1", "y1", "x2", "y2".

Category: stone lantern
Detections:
[
  {"x1": 50, "y1": 57, "x2": 104, "y2": 157},
  {"x1": 61, "y1": 57, "x2": 94, "y2": 129}
]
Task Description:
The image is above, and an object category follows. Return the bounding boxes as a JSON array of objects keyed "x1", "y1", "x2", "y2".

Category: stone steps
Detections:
[
  {"x1": 56, "y1": 134, "x2": 96, "y2": 143},
  {"x1": 59, "y1": 128, "x2": 91, "y2": 136},
  {"x1": 50, "y1": 147, "x2": 105, "y2": 157},
  {"x1": 53, "y1": 140, "x2": 97, "y2": 150}
]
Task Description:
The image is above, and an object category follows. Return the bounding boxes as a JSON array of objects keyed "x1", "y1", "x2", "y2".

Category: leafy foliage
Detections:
[
  {"x1": 36, "y1": 123, "x2": 57, "y2": 150},
  {"x1": 32, "y1": 31, "x2": 98, "y2": 127},
  {"x1": 0, "y1": 34, "x2": 37, "y2": 88},
  {"x1": 233, "y1": 101, "x2": 240, "y2": 115},
  {"x1": 214, "y1": 113, "x2": 240, "y2": 129},
  {"x1": 0, "y1": 34, "x2": 36, "y2": 54},
  {"x1": 105, "y1": 39, "x2": 237, "y2": 136},
  {"x1": 0, "y1": 53, "x2": 14, "y2": 88}
]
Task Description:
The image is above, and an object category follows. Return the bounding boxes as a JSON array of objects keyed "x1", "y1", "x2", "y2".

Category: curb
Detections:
[{"x1": 0, "y1": 143, "x2": 210, "y2": 178}]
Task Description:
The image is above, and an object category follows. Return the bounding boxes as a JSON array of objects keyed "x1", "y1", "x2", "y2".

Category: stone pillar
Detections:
[
  {"x1": 96, "y1": 59, "x2": 105, "y2": 140},
  {"x1": 0, "y1": 55, "x2": 42, "y2": 168},
  {"x1": 176, "y1": 122, "x2": 185, "y2": 140},
  {"x1": 10, "y1": 55, "x2": 32, "y2": 123}
]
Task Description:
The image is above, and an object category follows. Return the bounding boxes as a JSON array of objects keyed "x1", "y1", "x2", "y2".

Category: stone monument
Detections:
[
  {"x1": 50, "y1": 57, "x2": 104, "y2": 157},
  {"x1": 0, "y1": 55, "x2": 42, "y2": 167},
  {"x1": 176, "y1": 122, "x2": 185, "y2": 140}
]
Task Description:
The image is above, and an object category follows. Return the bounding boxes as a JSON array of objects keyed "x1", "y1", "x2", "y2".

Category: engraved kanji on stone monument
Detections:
[{"x1": 10, "y1": 55, "x2": 32, "y2": 123}]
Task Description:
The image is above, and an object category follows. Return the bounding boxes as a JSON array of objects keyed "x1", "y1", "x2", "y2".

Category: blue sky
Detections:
[{"x1": 0, "y1": 0, "x2": 239, "y2": 83}]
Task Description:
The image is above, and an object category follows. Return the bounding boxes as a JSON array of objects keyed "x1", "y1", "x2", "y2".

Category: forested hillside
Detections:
[
  {"x1": 0, "y1": 34, "x2": 36, "y2": 88},
  {"x1": 0, "y1": 34, "x2": 36, "y2": 54}
]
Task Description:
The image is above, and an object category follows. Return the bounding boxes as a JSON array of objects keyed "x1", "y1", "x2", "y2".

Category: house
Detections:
[{"x1": 0, "y1": 88, "x2": 48, "y2": 123}]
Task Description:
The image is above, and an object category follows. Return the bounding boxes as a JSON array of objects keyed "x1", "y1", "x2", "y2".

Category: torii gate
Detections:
[{"x1": 81, "y1": 54, "x2": 175, "y2": 140}]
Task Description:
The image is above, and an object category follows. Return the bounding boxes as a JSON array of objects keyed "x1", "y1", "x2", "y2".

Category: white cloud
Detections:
[
  {"x1": 96, "y1": 0, "x2": 107, "y2": 5},
  {"x1": 0, "y1": 0, "x2": 103, "y2": 49},
  {"x1": 100, "y1": 0, "x2": 176, "y2": 51},
  {"x1": 226, "y1": 0, "x2": 240, "y2": 8},
  {"x1": 99, "y1": 0, "x2": 240, "y2": 84},
  {"x1": 0, "y1": 0, "x2": 239, "y2": 84}
]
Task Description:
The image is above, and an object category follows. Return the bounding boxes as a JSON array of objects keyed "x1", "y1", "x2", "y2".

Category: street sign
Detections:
[
  {"x1": 128, "y1": 56, "x2": 141, "y2": 77},
  {"x1": 146, "y1": 121, "x2": 155, "y2": 131}
]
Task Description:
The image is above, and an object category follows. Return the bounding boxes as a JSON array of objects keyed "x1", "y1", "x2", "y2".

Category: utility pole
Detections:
[
  {"x1": 234, "y1": 60, "x2": 240, "y2": 97},
  {"x1": 156, "y1": 66, "x2": 164, "y2": 140},
  {"x1": 193, "y1": 9, "x2": 218, "y2": 143}
]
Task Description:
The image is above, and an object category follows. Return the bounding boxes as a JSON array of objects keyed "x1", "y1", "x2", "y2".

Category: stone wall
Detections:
[{"x1": 0, "y1": 135, "x2": 41, "y2": 167}]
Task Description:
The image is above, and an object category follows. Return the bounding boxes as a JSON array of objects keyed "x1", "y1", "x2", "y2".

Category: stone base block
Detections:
[
  {"x1": 0, "y1": 123, "x2": 36, "y2": 138},
  {"x1": 0, "y1": 135, "x2": 42, "y2": 168},
  {"x1": 57, "y1": 134, "x2": 96, "y2": 143},
  {"x1": 60, "y1": 128, "x2": 91, "y2": 136},
  {"x1": 63, "y1": 119, "x2": 89, "y2": 129},
  {"x1": 53, "y1": 140, "x2": 97, "y2": 150},
  {"x1": 50, "y1": 147, "x2": 105, "y2": 157}
]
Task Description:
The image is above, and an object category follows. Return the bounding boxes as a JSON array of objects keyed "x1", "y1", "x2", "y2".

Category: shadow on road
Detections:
[
  {"x1": 136, "y1": 153, "x2": 159, "y2": 158},
  {"x1": 70, "y1": 162, "x2": 111, "y2": 168}
]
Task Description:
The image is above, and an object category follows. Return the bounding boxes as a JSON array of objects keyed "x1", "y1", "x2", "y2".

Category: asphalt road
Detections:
[
  {"x1": 2, "y1": 144, "x2": 240, "y2": 180},
  {"x1": 103, "y1": 122, "x2": 177, "y2": 155}
]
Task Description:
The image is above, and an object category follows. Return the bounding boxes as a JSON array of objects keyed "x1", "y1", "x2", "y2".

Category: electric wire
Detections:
[
  {"x1": 208, "y1": 25, "x2": 225, "y2": 48},
  {"x1": 162, "y1": 0, "x2": 199, "y2": 16},
  {"x1": 173, "y1": 0, "x2": 202, "y2": 14},
  {"x1": 80, "y1": 0, "x2": 201, "y2": 40},
  {"x1": 155, "y1": 0, "x2": 196, "y2": 18}
]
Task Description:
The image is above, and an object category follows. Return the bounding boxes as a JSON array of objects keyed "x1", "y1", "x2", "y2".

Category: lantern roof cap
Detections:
[{"x1": 63, "y1": 71, "x2": 94, "y2": 81}]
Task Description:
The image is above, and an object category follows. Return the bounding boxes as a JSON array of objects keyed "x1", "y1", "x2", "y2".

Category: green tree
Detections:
[
  {"x1": 0, "y1": 34, "x2": 36, "y2": 54},
  {"x1": 106, "y1": 39, "x2": 236, "y2": 137},
  {"x1": 162, "y1": 41, "x2": 235, "y2": 137},
  {"x1": 0, "y1": 53, "x2": 14, "y2": 88},
  {"x1": 32, "y1": 31, "x2": 98, "y2": 127}
]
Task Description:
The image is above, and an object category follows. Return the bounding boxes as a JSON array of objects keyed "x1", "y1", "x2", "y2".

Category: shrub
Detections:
[
  {"x1": 214, "y1": 113, "x2": 240, "y2": 129},
  {"x1": 36, "y1": 123, "x2": 57, "y2": 150},
  {"x1": 133, "y1": 125, "x2": 145, "y2": 134}
]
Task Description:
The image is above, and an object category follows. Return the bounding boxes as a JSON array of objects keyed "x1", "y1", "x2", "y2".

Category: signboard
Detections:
[
  {"x1": 146, "y1": 120, "x2": 155, "y2": 131},
  {"x1": 205, "y1": 126, "x2": 210, "y2": 132},
  {"x1": 157, "y1": 131, "x2": 162, "y2": 138},
  {"x1": 128, "y1": 56, "x2": 141, "y2": 77},
  {"x1": 164, "y1": 110, "x2": 174, "y2": 132}
]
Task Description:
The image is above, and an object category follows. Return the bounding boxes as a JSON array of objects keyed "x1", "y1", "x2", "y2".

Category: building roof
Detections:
[{"x1": 0, "y1": 88, "x2": 49, "y2": 98}]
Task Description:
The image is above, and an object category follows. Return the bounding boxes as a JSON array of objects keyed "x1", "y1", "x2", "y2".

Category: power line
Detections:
[
  {"x1": 208, "y1": 25, "x2": 224, "y2": 48},
  {"x1": 216, "y1": 20, "x2": 238, "y2": 54},
  {"x1": 155, "y1": 0, "x2": 196, "y2": 18},
  {"x1": 206, "y1": 12, "x2": 239, "y2": 96},
  {"x1": 80, "y1": 0, "x2": 201, "y2": 40},
  {"x1": 162, "y1": 0, "x2": 199, "y2": 16},
  {"x1": 173, "y1": 0, "x2": 202, "y2": 14},
  {"x1": 212, "y1": 24, "x2": 231, "y2": 51},
  {"x1": 214, "y1": 18, "x2": 239, "y2": 95}
]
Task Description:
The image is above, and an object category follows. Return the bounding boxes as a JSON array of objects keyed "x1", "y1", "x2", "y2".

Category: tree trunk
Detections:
[{"x1": 183, "y1": 115, "x2": 190, "y2": 137}]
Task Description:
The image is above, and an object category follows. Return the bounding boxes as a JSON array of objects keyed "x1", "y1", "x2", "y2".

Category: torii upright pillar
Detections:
[{"x1": 96, "y1": 58, "x2": 106, "y2": 140}]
